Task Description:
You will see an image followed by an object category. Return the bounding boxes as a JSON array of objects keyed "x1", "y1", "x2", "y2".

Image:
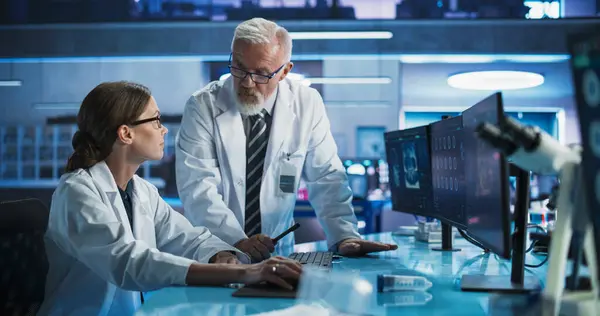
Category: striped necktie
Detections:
[{"x1": 244, "y1": 109, "x2": 270, "y2": 237}]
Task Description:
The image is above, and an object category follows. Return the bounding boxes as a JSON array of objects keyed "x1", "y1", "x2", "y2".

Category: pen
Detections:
[{"x1": 272, "y1": 223, "x2": 301, "y2": 244}]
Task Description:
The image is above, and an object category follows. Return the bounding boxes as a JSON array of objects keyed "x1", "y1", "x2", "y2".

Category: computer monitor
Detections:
[
  {"x1": 568, "y1": 29, "x2": 600, "y2": 281},
  {"x1": 462, "y1": 92, "x2": 511, "y2": 259},
  {"x1": 384, "y1": 126, "x2": 434, "y2": 217},
  {"x1": 429, "y1": 115, "x2": 467, "y2": 229},
  {"x1": 460, "y1": 92, "x2": 540, "y2": 293}
]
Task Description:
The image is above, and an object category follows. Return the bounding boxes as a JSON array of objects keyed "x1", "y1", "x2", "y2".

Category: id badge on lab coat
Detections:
[{"x1": 278, "y1": 158, "x2": 298, "y2": 195}]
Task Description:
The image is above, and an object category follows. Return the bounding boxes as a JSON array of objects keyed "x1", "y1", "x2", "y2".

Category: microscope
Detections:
[{"x1": 476, "y1": 116, "x2": 598, "y2": 316}]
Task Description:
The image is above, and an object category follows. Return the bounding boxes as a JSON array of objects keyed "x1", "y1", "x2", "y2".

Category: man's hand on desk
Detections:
[
  {"x1": 235, "y1": 234, "x2": 275, "y2": 263},
  {"x1": 337, "y1": 239, "x2": 398, "y2": 257},
  {"x1": 209, "y1": 251, "x2": 241, "y2": 264}
]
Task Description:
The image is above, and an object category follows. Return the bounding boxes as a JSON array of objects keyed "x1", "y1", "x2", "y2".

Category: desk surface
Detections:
[{"x1": 136, "y1": 233, "x2": 548, "y2": 316}]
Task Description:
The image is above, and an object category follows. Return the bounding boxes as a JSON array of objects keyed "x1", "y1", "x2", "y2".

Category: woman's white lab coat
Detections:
[{"x1": 37, "y1": 161, "x2": 247, "y2": 316}]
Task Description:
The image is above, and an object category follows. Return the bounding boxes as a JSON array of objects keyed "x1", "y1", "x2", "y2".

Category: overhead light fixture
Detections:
[
  {"x1": 319, "y1": 54, "x2": 569, "y2": 63},
  {"x1": 447, "y1": 71, "x2": 544, "y2": 90},
  {"x1": 219, "y1": 73, "x2": 311, "y2": 86},
  {"x1": 0, "y1": 63, "x2": 22, "y2": 87},
  {"x1": 309, "y1": 77, "x2": 391, "y2": 85},
  {"x1": 289, "y1": 31, "x2": 393, "y2": 40},
  {"x1": 400, "y1": 55, "x2": 497, "y2": 64},
  {"x1": 0, "y1": 80, "x2": 22, "y2": 87}
]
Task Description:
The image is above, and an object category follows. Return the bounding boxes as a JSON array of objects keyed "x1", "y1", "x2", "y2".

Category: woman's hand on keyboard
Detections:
[{"x1": 241, "y1": 256, "x2": 303, "y2": 290}]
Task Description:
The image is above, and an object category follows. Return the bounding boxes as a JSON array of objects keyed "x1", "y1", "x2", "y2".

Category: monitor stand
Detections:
[
  {"x1": 432, "y1": 223, "x2": 461, "y2": 252},
  {"x1": 460, "y1": 165, "x2": 541, "y2": 293}
]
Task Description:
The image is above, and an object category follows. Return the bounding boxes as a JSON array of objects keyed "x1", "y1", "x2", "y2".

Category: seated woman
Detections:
[{"x1": 38, "y1": 81, "x2": 301, "y2": 316}]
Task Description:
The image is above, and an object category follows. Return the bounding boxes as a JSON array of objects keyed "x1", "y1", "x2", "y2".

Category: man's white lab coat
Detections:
[{"x1": 175, "y1": 78, "x2": 360, "y2": 252}]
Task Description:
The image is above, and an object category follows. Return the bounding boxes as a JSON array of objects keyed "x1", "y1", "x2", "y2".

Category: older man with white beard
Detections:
[{"x1": 175, "y1": 18, "x2": 397, "y2": 263}]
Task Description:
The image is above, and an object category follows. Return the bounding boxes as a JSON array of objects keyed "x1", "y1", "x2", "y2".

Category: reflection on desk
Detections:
[{"x1": 136, "y1": 233, "x2": 548, "y2": 316}]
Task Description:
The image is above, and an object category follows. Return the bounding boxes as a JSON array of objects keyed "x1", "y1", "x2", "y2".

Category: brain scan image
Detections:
[
  {"x1": 402, "y1": 142, "x2": 420, "y2": 189},
  {"x1": 390, "y1": 148, "x2": 402, "y2": 188}
]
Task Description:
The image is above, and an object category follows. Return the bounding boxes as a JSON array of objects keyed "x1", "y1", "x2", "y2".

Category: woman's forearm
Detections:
[{"x1": 185, "y1": 263, "x2": 247, "y2": 286}]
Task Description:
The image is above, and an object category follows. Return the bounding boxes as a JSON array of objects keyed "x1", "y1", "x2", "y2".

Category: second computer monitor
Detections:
[
  {"x1": 462, "y1": 92, "x2": 511, "y2": 259},
  {"x1": 384, "y1": 126, "x2": 434, "y2": 217},
  {"x1": 429, "y1": 115, "x2": 467, "y2": 229}
]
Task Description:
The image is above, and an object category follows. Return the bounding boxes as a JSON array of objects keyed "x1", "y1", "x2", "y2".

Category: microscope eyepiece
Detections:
[
  {"x1": 476, "y1": 122, "x2": 519, "y2": 155},
  {"x1": 501, "y1": 117, "x2": 541, "y2": 151}
]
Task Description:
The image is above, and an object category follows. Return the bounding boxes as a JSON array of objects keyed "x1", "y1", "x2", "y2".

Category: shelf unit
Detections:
[{"x1": 0, "y1": 123, "x2": 180, "y2": 188}]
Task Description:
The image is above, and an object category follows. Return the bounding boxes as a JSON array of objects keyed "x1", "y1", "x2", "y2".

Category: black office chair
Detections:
[{"x1": 0, "y1": 198, "x2": 50, "y2": 316}]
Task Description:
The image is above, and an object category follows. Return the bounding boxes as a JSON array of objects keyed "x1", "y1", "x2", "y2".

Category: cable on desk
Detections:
[
  {"x1": 453, "y1": 253, "x2": 491, "y2": 286},
  {"x1": 458, "y1": 229, "x2": 489, "y2": 252},
  {"x1": 525, "y1": 225, "x2": 547, "y2": 254},
  {"x1": 527, "y1": 224, "x2": 547, "y2": 233},
  {"x1": 525, "y1": 240, "x2": 538, "y2": 253},
  {"x1": 525, "y1": 255, "x2": 549, "y2": 268},
  {"x1": 494, "y1": 254, "x2": 511, "y2": 274}
]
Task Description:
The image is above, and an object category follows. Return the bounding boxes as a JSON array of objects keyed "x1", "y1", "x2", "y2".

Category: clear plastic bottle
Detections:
[{"x1": 377, "y1": 274, "x2": 433, "y2": 292}]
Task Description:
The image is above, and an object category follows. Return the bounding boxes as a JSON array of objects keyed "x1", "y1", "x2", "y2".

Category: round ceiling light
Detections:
[
  {"x1": 447, "y1": 71, "x2": 544, "y2": 90},
  {"x1": 220, "y1": 73, "x2": 311, "y2": 86}
]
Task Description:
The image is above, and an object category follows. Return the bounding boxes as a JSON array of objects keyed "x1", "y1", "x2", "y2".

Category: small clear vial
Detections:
[{"x1": 377, "y1": 275, "x2": 433, "y2": 292}]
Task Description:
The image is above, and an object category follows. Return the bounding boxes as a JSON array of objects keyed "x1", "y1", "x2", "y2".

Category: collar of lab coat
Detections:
[
  {"x1": 88, "y1": 161, "x2": 148, "y2": 206},
  {"x1": 88, "y1": 161, "x2": 152, "y2": 240},
  {"x1": 214, "y1": 77, "x2": 237, "y2": 114},
  {"x1": 214, "y1": 78, "x2": 296, "y2": 181}
]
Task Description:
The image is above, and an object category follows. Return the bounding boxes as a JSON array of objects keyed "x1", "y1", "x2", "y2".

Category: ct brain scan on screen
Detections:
[
  {"x1": 384, "y1": 126, "x2": 433, "y2": 217},
  {"x1": 402, "y1": 142, "x2": 421, "y2": 189}
]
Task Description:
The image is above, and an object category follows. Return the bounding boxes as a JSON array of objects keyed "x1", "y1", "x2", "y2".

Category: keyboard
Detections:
[{"x1": 288, "y1": 251, "x2": 334, "y2": 270}]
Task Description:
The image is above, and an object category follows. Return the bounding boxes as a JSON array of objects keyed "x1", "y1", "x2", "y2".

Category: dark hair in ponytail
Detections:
[{"x1": 65, "y1": 81, "x2": 151, "y2": 172}]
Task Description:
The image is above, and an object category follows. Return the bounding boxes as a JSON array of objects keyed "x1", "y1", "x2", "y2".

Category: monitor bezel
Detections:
[
  {"x1": 462, "y1": 92, "x2": 512, "y2": 260},
  {"x1": 384, "y1": 125, "x2": 435, "y2": 218}
]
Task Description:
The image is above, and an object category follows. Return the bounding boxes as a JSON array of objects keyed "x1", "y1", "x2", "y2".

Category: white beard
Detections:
[{"x1": 232, "y1": 87, "x2": 266, "y2": 116}]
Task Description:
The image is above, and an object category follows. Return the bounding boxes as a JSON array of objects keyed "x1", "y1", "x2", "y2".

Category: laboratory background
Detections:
[
  {"x1": 3, "y1": 0, "x2": 596, "y2": 244},
  {"x1": 2, "y1": 0, "x2": 600, "y2": 315}
]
